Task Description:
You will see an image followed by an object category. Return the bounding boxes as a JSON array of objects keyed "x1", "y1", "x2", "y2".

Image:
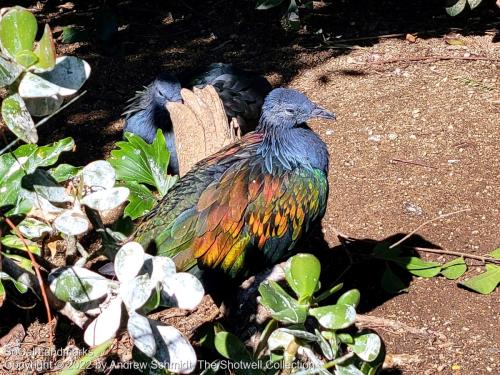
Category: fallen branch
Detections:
[
  {"x1": 356, "y1": 314, "x2": 447, "y2": 341},
  {"x1": 368, "y1": 56, "x2": 499, "y2": 65},
  {"x1": 411, "y1": 246, "x2": 500, "y2": 265},
  {"x1": 389, "y1": 208, "x2": 471, "y2": 249}
]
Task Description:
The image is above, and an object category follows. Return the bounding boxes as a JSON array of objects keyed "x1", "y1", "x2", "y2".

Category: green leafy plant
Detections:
[
  {"x1": 108, "y1": 130, "x2": 177, "y2": 220},
  {"x1": 0, "y1": 138, "x2": 132, "y2": 305},
  {"x1": 372, "y1": 243, "x2": 500, "y2": 295},
  {"x1": 0, "y1": 6, "x2": 90, "y2": 144},
  {"x1": 209, "y1": 254, "x2": 384, "y2": 374},
  {"x1": 459, "y1": 248, "x2": 500, "y2": 294},
  {"x1": 445, "y1": 0, "x2": 483, "y2": 16},
  {"x1": 257, "y1": 254, "x2": 385, "y2": 374},
  {"x1": 256, "y1": 0, "x2": 312, "y2": 32},
  {"x1": 49, "y1": 241, "x2": 204, "y2": 373}
]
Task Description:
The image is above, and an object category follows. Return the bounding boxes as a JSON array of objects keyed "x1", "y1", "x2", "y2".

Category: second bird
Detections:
[{"x1": 123, "y1": 63, "x2": 272, "y2": 175}]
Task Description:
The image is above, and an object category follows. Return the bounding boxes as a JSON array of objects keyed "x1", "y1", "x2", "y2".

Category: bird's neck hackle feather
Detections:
[{"x1": 256, "y1": 114, "x2": 308, "y2": 173}]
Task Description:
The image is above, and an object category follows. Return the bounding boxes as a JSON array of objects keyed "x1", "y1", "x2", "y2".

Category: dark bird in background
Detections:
[
  {"x1": 123, "y1": 73, "x2": 182, "y2": 173},
  {"x1": 184, "y1": 62, "x2": 273, "y2": 133},
  {"x1": 133, "y1": 88, "x2": 335, "y2": 278},
  {"x1": 123, "y1": 63, "x2": 272, "y2": 175}
]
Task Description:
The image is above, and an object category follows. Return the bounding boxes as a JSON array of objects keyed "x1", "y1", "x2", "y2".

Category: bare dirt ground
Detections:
[{"x1": 0, "y1": 0, "x2": 498, "y2": 374}]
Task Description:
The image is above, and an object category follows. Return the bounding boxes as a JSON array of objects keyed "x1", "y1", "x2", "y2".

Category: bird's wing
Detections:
[{"x1": 134, "y1": 132, "x2": 328, "y2": 276}]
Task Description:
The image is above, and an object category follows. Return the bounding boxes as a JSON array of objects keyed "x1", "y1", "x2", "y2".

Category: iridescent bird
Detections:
[
  {"x1": 133, "y1": 88, "x2": 335, "y2": 278},
  {"x1": 123, "y1": 63, "x2": 272, "y2": 174}
]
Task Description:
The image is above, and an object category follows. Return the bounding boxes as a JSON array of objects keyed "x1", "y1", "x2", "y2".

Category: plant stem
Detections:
[
  {"x1": 255, "y1": 318, "x2": 278, "y2": 358},
  {"x1": 4, "y1": 217, "x2": 53, "y2": 339},
  {"x1": 323, "y1": 352, "x2": 355, "y2": 369},
  {"x1": 282, "y1": 339, "x2": 300, "y2": 375}
]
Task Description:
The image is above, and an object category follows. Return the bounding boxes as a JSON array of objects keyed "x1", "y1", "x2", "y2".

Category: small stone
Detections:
[
  {"x1": 388, "y1": 132, "x2": 398, "y2": 140},
  {"x1": 403, "y1": 202, "x2": 423, "y2": 216},
  {"x1": 325, "y1": 130, "x2": 334, "y2": 135},
  {"x1": 368, "y1": 134, "x2": 382, "y2": 143},
  {"x1": 448, "y1": 159, "x2": 459, "y2": 164}
]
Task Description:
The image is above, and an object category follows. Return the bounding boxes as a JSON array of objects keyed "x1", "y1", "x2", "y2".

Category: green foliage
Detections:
[
  {"x1": 459, "y1": 249, "x2": 500, "y2": 294},
  {"x1": 61, "y1": 26, "x2": 89, "y2": 44},
  {"x1": 445, "y1": 0, "x2": 483, "y2": 16},
  {"x1": 58, "y1": 340, "x2": 113, "y2": 375},
  {"x1": 0, "y1": 6, "x2": 38, "y2": 60},
  {"x1": 373, "y1": 243, "x2": 500, "y2": 295},
  {"x1": 256, "y1": 0, "x2": 312, "y2": 31},
  {"x1": 109, "y1": 130, "x2": 177, "y2": 219},
  {"x1": 0, "y1": 6, "x2": 90, "y2": 144},
  {"x1": 0, "y1": 137, "x2": 74, "y2": 212},
  {"x1": 441, "y1": 257, "x2": 467, "y2": 280},
  {"x1": 256, "y1": 253, "x2": 384, "y2": 374},
  {"x1": 50, "y1": 242, "x2": 204, "y2": 373}
]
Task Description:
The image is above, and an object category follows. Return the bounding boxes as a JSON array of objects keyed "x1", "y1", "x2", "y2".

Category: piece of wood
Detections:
[{"x1": 167, "y1": 85, "x2": 236, "y2": 176}]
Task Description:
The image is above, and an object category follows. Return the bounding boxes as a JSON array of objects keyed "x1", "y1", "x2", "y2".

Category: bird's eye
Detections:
[{"x1": 285, "y1": 108, "x2": 295, "y2": 115}]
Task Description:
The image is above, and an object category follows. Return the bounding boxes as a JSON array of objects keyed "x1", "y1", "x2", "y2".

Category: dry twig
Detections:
[
  {"x1": 356, "y1": 314, "x2": 447, "y2": 341},
  {"x1": 390, "y1": 158, "x2": 437, "y2": 169},
  {"x1": 389, "y1": 208, "x2": 471, "y2": 249},
  {"x1": 369, "y1": 56, "x2": 500, "y2": 65}
]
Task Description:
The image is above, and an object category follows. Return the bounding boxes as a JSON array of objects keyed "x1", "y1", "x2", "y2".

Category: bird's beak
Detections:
[{"x1": 311, "y1": 106, "x2": 336, "y2": 120}]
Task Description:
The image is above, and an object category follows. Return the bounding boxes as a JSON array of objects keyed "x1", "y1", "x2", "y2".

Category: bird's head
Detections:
[
  {"x1": 259, "y1": 88, "x2": 335, "y2": 129},
  {"x1": 151, "y1": 73, "x2": 182, "y2": 106}
]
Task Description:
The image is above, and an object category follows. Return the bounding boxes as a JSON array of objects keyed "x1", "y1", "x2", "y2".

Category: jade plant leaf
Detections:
[
  {"x1": 114, "y1": 242, "x2": 145, "y2": 282},
  {"x1": 128, "y1": 312, "x2": 156, "y2": 357},
  {"x1": 48, "y1": 266, "x2": 110, "y2": 304},
  {"x1": 0, "y1": 7, "x2": 37, "y2": 58},
  {"x1": 284, "y1": 253, "x2": 321, "y2": 303},
  {"x1": 152, "y1": 323, "x2": 197, "y2": 374},
  {"x1": 0, "y1": 54, "x2": 23, "y2": 87},
  {"x1": 37, "y1": 56, "x2": 91, "y2": 97},
  {"x1": 84, "y1": 295, "x2": 122, "y2": 346},
  {"x1": 349, "y1": 332, "x2": 381, "y2": 362},
  {"x1": 1, "y1": 93, "x2": 37, "y2": 143},
  {"x1": 82, "y1": 160, "x2": 116, "y2": 189},
  {"x1": 18, "y1": 71, "x2": 63, "y2": 117},
  {"x1": 309, "y1": 304, "x2": 356, "y2": 330},
  {"x1": 337, "y1": 289, "x2": 361, "y2": 308},
  {"x1": 33, "y1": 24, "x2": 56, "y2": 71}
]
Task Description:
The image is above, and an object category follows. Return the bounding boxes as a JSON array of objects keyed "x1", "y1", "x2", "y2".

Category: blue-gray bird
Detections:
[
  {"x1": 123, "y1": 73, "x2": 183, "y2": 174},
  {"x1": 133, "y1": 88, "x2": 335, "y2": 278},
  {"x1": 123, "y1": 63, "x2": 272, "y2": 175}
]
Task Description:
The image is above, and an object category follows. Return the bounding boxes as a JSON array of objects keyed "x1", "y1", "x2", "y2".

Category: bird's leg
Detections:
[{"x1": 230, "y1": 117, "x2": 242, "y2": 139}]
